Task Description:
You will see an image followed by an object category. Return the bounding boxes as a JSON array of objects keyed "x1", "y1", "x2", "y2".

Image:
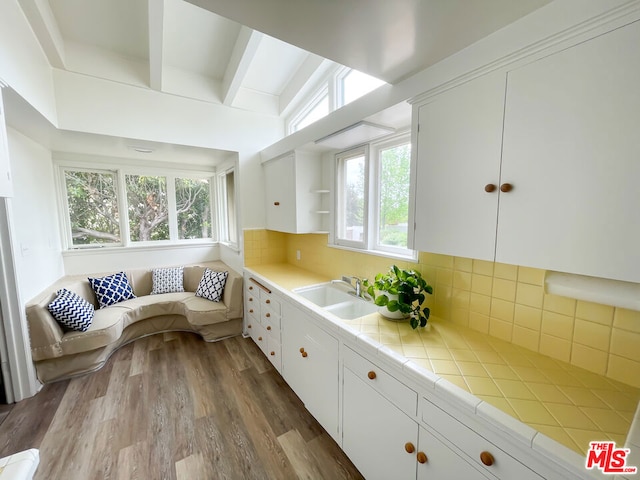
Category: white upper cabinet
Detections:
[
  {"x1": 412, "y1": 71, "x2": 506, "y2": 261},
  {"x1": 0, "y1": 89, "x2": 13, "y2": 197},
  {"x1": 412, "y1": 20, "x2": 640, "y2": 282},
  {"x1": 498, "y1": 20, "x2": 640, "y2": 283},
  {"x1": 263, "y1": 150, "x2": 325, "y2": 234}
]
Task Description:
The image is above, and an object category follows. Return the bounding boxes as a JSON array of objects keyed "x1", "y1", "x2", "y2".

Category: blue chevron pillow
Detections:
[
  {"x1": 88, "y1": 272, "x2": 136, "y2": 309},
  {"x1": 48, "y1": 289, "x2": 94, "y2": 332}
]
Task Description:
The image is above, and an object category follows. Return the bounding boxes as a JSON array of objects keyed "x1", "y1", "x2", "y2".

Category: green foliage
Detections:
[
  {"x1": 363, "y1": 265, "x2": 433, "y2": 329},
  {"x1": 378, "y1": 144, "x2": 410, "y2": 248},
  {"x1": 126, "y1": 175, "x2": 169, "y2": 242},
  {"x1": 176, "y1": 178, "x2": 211, "y2": 239}
]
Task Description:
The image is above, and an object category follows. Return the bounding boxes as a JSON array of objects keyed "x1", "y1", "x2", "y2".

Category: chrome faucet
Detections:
[{"x1": 338, "y1": 275, "x2": 364, "y2": 298}]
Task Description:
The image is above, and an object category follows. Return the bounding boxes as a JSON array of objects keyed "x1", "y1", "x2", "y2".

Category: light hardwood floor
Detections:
[{"x1": 0, "y1": 332, "x2": 364, "y2": 480}]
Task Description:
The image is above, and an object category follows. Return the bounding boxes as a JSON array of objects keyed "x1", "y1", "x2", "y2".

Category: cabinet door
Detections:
[
  {"x1": 342, "y1": 367, "x2": 418, "y2": 480},
  {"x1": 417, "y1": 426, "x2": 488, "y2": 480},
  {"x1": 0, "y1": 90, "x2": 13, "y2": 197},
  {"x1": 264, "y1": 154, "x2": 297, "y2": 233},
  {"x1": 499, "y1": 21, "x2": 640, "y2": 282},
  {"x1": 281, "y1": 302, "x2": 339, "y2": 440},
  {"x1": 413, "y1": 71, "x2": 505, "y2": 261}
]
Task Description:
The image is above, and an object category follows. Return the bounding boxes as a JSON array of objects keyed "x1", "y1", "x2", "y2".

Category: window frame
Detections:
[
  {"x1": 56, "y1": 159, "x2": 218, "y2": 250},
  {"x1": 332, "y1": 132, "x2": 416, "y2": 260},
  {"x1": 216, "y1": 166, "x2": 239, "y2": 249},
  {"x1": 334, "y1": 145, "x2": 369, "y2": 250}
]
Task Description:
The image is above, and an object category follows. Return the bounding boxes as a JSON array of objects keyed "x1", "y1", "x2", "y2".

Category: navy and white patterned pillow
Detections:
[
  {"x1": 151, "y1": 267, "x2": 184, "y2": 294},
  {"x1": 195, "y1": 269, "x2": 228, "y2": 302},
  {"x1": 88, "y1": 272, "x2": 136, "y2": 309},
  {"x1": 48, "y1": 289, "x2": 95, "y2": 332}
]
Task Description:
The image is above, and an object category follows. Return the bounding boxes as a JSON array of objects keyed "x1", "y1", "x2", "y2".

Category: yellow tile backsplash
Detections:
[{"x1": 243, "y1": 230, "x2": 640, "y2": 389}]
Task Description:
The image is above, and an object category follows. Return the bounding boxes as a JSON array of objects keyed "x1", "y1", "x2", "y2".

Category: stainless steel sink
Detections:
[{"x1": 293, "y1": 282, "x2": 378, "y2": 319}]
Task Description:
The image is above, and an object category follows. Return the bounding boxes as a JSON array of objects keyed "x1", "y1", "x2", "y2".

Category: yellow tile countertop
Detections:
[{"x1": 247, "y1": 264, "x2": 640, "y2": 456}]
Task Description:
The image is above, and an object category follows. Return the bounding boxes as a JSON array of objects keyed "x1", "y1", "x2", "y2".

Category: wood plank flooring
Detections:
[{"x1": 0, "y1": 333, "x2": 364, "y2": 480}]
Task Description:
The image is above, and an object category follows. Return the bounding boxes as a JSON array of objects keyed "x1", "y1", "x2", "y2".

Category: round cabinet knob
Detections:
[
  {"x1": 266, "y1": 299, "x2": 271, "y2": 304},
  {"x1": 480, "y1": 451, "x2": 495, "y2": 466},
  {"x1": 417, "y1": 452, "x2": 428, "y2": 464},
  {"x1": 248, "y1": 324, "x2": 252, "y2": 329},
  {"x1": 367, "y1": 371, "x2": 377, "y2": 380},
  {"x1": 500, "y1": 183, "x2": 513, "y2": 193},
  {"x1": 266, "y1": 326, "x2": 272, "y2": 331},
  {"x1": 249, "y1": 286, "x2": 254, "y2": 290},
  {"x1": 270, "y1": 351, "x2": 275, "y2": 356},
  {"x1": 274, "y1": 201, "x2": 280, "y2": 206},
  {"x1": 299, "y1": 347, "x2": 305, "y2": 353},
  {"x1": 301, "y1": 351, "x2": 308, "y2": 358},
  {"x1": 258, "y1": 336, "x2": 263, "y2": 341},
  {"x1": 265, "y1": 313, "x2": 271, "y2": 318},
  {"x1": 484, "y1": 184, "x2": 496, "y2": 193},
  {"x1": 405, "y1": 442, "x2": 415, "y2": 454},
  {"x1": 249, "y1": 298, "x2": 253, "y2": 302},
  {"x1": 249, "y1": 309, "x2": 254, "y2": 313}
]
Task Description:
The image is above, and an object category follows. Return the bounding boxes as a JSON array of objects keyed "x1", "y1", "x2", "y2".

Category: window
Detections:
[
  {"x1": 334, "y1": 135, "x2": 414, "y2": 258},
  {"x1": 217, "y1": 168, "x2": 237, "y2": 246},
  {"x1": 375, "y1": 142, "x2": 411, "y2": 253},
  {"x1": 287, "y1": 67, "x2": 386, "y2": 134},
  {"x1": 339, "y1": 69, "x2": 386, "y2": 106},
  {"x1": 176, "y1": 177, "x2": 212, "y2": 240},
  {"x1": 290, "y1": 88, "x2": 329, "y2": 133},
  {"x1": 335, "y1": 148, "x2": 368, "y2": 248},
  {"x1": 60, "y1": 165, "x2": 216, "y2": 249},
  {"x1": 64, "y1": 169, "x2": 121, "y2": 246}
]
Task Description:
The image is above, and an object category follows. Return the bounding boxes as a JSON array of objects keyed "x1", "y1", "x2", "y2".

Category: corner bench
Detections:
[{"x1": 25, "y1": 261, "x2": 243, "y2": 383}]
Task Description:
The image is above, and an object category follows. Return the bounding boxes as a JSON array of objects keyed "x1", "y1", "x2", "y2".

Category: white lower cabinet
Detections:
[
  {"x1": 281, "y1": 302, "x2": 339, "y2": 440},
  {"x1": 343, "y1": 367, "x2": 418, "y2": 480}
]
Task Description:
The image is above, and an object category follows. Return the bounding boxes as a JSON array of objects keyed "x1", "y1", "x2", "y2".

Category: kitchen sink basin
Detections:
[
  {"x1": 293, "y1": 282, "x2": 378, "y2": 319},
  {"x1": 293, "y1": 282, "x2": 354, "y2": 307}
]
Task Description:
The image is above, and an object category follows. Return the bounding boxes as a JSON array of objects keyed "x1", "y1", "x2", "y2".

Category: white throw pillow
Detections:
[{"x1": 151, "y1": 267, "x2": 185, "y2": 294}]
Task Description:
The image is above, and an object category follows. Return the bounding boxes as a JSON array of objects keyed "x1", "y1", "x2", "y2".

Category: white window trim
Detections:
[{"x1": 56, "y1": 158, "x2": 218, "y2": 251}]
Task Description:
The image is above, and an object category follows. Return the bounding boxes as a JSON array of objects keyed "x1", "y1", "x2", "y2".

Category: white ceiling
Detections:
[{"x1": 12, "y1": 0, "x2": 552, "y2": 162}]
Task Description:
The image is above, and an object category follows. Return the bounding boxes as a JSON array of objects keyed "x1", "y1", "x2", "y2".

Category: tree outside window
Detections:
[
  {"x1": 126, "y1": 175, "x2": 169, "y2": 242},
  {"x1": 378, "y1": 143, "x2": 410, "y2": 248}
]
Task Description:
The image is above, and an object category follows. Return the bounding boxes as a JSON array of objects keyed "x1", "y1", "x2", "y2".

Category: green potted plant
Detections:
[{"x1": 363, "y1": 265, "x2": 433, "y2": 329}]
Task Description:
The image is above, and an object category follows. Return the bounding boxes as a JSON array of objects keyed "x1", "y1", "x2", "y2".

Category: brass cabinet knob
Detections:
[
  {"x1": 301, "y1": 351, "x2": 308, "y2": 358},
  {"x1": 274, "y1": 201, "x2": 280, "y2": 206},
  {"x1": 258, "y1": 336, "x2": 262, "y2": 341},
  {"x1": 266, "y1": 299, "x2": 271, "y2": 304},
  {"x1": 299, "y1": 347, "x2": 305, "y2": 353},
  {"x1": 249, "y1": 286, "x2": 253, "y2": 290},
  {"x1": 500, "y1": 183, "x2": 513, "y2": 193},
  {"x1": 249, "y1": 297, "x2": 253, "y2": 302},
  {"x1": 367, "y1": 371, "x2": 377, "y2": 380},
  {"x1": 249, "y1": 309, "x2": 254, "y2": 313},
  {"x1": 265, "y1": 313, "x2": 271, "y2": 318},
  {"x1": 405, "y1": 442, "x2": 415, "y2": 454},
  {"x1": 266, "y1": 326, "x2": 272, "y2": 331},
  {"x1": 480, "y1": 451, "x2": 494, "y2": 466},
  {"x1": 417, "y1": 452, "x2": 428, "y2": 464},
  {"x1": 248, "y1": 324, "x2": 252, "y2": 329},
  {"x1": 484, "y1": 184, "x2": 496, "y2": 193},
  {"x1": 270, "y1": 351, "x2": 275, "y2": 356}
]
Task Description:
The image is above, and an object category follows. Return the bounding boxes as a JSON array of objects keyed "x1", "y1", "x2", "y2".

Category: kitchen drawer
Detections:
[
  {"x1": 263, "y1": 316, "x2": 280, "y2": 340},
  {"x1": 421, "y1": 397, "x2": 542, "y2": 479},
  {"x1": 262, "y1": 294, "x2": 281, "y2": 315},
  {"x1": 344, "y1": 346, "x2": 417, "y2": 417},
  {"x1": 266, "y1": 337, "x2": 281, "y2": 372},
  {"x1": 262, "y1": 307, "x2": 281, "y2": 328},
  {"x1": 251, "y1": 322, "x2": 268, "y2": 355}
]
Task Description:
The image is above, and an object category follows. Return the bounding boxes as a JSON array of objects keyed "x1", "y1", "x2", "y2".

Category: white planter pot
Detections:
[{"x1": 377, "y1": 294, "x2": 410, "y2": 321}]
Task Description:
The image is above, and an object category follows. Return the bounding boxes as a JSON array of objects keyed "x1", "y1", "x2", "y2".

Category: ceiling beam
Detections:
[
  {"x1": 221, "y1": 26, "x2": 263, "y2": 106},
  {"x1": 17, "y1": 0, "x2": 65, "y2": 68},
  {"x1": 148, "y1": 0, "x2": 165, "y2": 91}
]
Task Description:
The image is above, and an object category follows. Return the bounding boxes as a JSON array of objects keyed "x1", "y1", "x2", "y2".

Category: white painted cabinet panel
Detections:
[
  {"x1": 498, "y1": 20, "x2": 640, "y2": 283},
  {"x1": 342, "y1": 367, "x2": 418, "y2": 480},
  {"x1": 281, "y1": 301, "x2": 339, "y2": 440},
  {"x1": 0, "y1": 89, "x2": 13, "y2": 197},
  {"x1": 264, "y1": 150, "x2": 324, "y2": 233},
  {"x1": 413, "y1": 71, "x2": 506, "y2": 261}
]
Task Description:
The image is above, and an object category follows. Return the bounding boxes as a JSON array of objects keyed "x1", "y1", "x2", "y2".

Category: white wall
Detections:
[
  {"x1": 7, "y1": 128, "x2": 64, "y2": 302},
  {"x1": 0, "y1": 0, "x2": 57, "y2": 124},
  {"x1": 62, "y1": 244, "x2": 221, "y2": 276}
]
